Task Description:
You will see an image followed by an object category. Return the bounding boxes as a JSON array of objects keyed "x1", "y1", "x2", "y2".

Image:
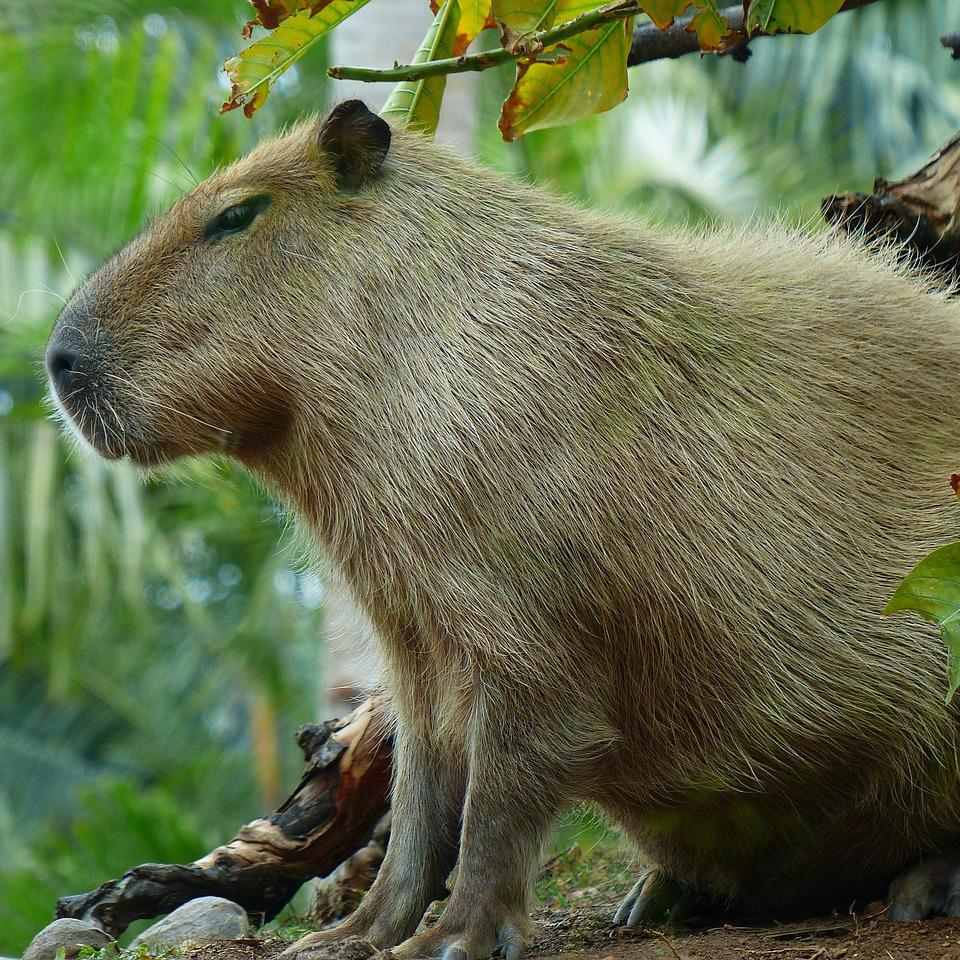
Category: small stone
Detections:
[
  {"x1": 130, "y1": 897, "x2": 250, "y2": 949},
  {"x1": 22, "y1": 918, "x2": 113, "y2": 960}
]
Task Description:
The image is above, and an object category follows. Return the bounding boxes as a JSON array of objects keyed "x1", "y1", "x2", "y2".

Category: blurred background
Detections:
[{"x1": 2, "y1": 0, "x2": 960, "y2": 952}]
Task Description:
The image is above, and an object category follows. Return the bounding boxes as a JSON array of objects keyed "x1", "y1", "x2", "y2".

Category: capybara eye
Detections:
[{"x1": 203, "y1": 195, "x2": 270, "y2": 241}]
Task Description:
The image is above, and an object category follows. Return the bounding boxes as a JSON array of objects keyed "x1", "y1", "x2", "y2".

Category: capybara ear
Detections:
[{"x1": 318, "y1": 100, "x2": 392, "y2": 189}]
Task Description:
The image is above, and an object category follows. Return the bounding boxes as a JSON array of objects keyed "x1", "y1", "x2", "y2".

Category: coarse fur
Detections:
[{"x1": 47, "y1": 102, "x2": 960, "y2": 956}]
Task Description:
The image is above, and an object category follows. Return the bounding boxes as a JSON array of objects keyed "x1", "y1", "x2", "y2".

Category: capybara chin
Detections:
[{"x1": 46, "y1": 99, "x2": 960, "y2": 955}]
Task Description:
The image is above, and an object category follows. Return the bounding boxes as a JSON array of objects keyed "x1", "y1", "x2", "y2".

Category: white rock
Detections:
[
  {"x1": 22, "y1": 918, "x2": 113, "y2": 960},
  {"x1": 130, "y1": 897, "x2": 249, "y2": 949}
]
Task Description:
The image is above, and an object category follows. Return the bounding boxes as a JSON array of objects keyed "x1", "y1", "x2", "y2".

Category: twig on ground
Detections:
[{"x1": 645, "y1": 927, "x2": 683, "y2": 960}]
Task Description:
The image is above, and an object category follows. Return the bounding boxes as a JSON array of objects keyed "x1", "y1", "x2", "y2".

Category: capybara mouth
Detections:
[
  {"x1": 44, "y1": 347, "x2": 153, "y2": 463},
  {"x1": 48, "y1": 380, "x2": 128, "y2": 461},
  {"x1": 45, "y1": 323, "x2": 145, "y2": 462},
  {"x1": 49, "y1": 380, "x2": 174, "y2": 466},
  {"x1": 50, "y1": 387, "x2": 172, "y2": 466}
]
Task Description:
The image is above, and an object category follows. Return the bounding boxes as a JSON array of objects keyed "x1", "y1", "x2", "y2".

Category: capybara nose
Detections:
[{"x1": 46, "y1": 345, "x2": 82, "y2": 391}]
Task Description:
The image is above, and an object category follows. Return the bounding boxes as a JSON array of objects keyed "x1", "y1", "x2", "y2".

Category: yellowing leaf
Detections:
[
  {"x1": 499, "y1": 0, "x2": 632, "y2": 141},
  {"x1": 492, "y1": 0, "x2": 561, "y2": 32},
  {"x1": 245, "y1": 0, "x2": 306, "y2": 31},
  {"x1": 382, "y1": 0, "x2": 461, "y2": 136},
  {"x1": 433, "y1": 0, "x2": 494, "y2": 53},
  {"x1": 242, "y1": 0, "x2": 342, "y2": 37},
  {"x1": 885, "y1": 541, "x2": 960, "y2": 703},
  {"x1": 639, "y1": 0, "x2": 732, "y2": 50},
  {"x1": 222, "y1": 0, "x2": 373, "y2": 117},
  {"x1": 745, "y1": 0, "x2": 843, "y2": 35},
  {"x1": 640, "y1": 0, "x2": 690, "y2": 30}
]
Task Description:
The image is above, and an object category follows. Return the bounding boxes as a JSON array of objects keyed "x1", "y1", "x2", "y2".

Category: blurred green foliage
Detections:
[
  {"x1": 0, "y1": 1, "x2": 334, "y2": 950},
  {"x1": 479, "y1": 0, "x2": 960, "y2": 221},
  {"x1": 2, "y1": 0, "x2": 960, "y2": 953}
]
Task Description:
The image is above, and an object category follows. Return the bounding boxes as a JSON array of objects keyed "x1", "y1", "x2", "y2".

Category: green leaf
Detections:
[
  {"x1": 245, "y1": 0, "x2": 311, "y2": 31},
  {"x1": 640, "y1": 0, "x2": 733, "y2": 50},
  {"x1": 221, "y1": 0, "x2": 373, "y2": 117},
  {"x1": 885, "y1": 542, "x2": 960, "y2": 703},
  {"x1": 499, "y1": 0, "x2": 632, "y2": 141},
  {"x1": 434, "y1": 0, "x2": 494, "y2": 53},
  {"x1": 745, "y1": 0, "x2": 844, "y2": 35},
  {"x1": 242, "y1": 0, "x2": 360, "y2": 34},
  {"x1": 382, "y1": 0, "x2": 462, "y2": 136},
  {"x1": 492, "y1": 0, "x2": 560, "y2": 32}
]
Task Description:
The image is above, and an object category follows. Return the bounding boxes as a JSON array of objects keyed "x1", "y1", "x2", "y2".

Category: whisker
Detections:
[
  {"x1": 6, "y1": 287, "x2": 67, "y2": 325},
  {"x1": 53, "y1": 235, "x2": 76, "y2": 286},
  {"x1": 151, "y1": 136, "x2": 201, "y2": 188},
  {"x1": 103, "y1": 370, "x2": 233, "y2": 437},
  {"x1": 101, "y1": 395, "x2": 127, "y2": 447},
  {"x1": 58, "y1": 321, "x2": 92, "y2": 347}
]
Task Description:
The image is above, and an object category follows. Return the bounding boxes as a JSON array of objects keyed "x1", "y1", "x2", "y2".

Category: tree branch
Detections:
[
  {"x1": 328, "y1": 0, "x2": 885, "y2": 85},
  {"x1": 627, "y1": 0, "x2": 882, "y2": 66},
  {"x1": 822, "y1": 128, "x2": 960, "y2": 283},
  {"x1": 941, "y1": 30, "x2": 960, "y2": 59},
  {"x1": 328, "y1": 0, "x2": 641, "y2": 82},
  {"x1": 55, "y1": 697, "x2": 393, "y2": 937}
]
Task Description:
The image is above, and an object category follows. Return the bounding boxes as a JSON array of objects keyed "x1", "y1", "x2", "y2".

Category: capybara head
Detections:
[{"x1": 45, "y1": 100, "x2": 392, "y2": 467}]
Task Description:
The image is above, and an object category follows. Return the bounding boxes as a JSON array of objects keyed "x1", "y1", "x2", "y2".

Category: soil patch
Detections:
[
  {"x1": 180, "y1": 843, "x2": 960, "y2": 960},
  {"x1": 181, "y1": 904, "x2": 960, "y2": 960}
]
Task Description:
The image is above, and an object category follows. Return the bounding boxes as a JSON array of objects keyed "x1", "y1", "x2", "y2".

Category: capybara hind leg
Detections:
[
  {"x1": 613, "y1": 866, "x2": 700, "y2": 926},
  {"x1": 888, "y1": 855, "x2": 960, "y2": 920},
  {"x1": 282, "y1": 726, "x2": 463, "y2": 957}
]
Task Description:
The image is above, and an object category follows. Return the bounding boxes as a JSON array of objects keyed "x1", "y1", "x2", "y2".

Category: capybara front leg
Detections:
[
  {"x1": 392, "y1": 728, "x2": 559, "y2": 960},
  {"x1": 282, "y1": 724, "x2": 463, "y2": 957}
]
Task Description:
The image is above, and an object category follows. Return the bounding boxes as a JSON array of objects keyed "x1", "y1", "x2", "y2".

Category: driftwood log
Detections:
[
  {"x1": 823, "y1": 129, "x2": 960, "y2": 281},
  {"x1": 55, "y1": 696, "x2": 393, "y2": 937}
]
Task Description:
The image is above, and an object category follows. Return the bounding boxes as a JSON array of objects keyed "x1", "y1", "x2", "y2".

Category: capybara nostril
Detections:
[{"x1": 46, "y1": 345, "x2": 81, "y2": 390}]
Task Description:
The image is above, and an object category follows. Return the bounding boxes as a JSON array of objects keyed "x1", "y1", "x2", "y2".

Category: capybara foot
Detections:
[
  {"x1": 888, "y1": 855, "x2": 960, "y2": 920},
  {"x1": 613, "y1": 866, "x2": 696, "y2": 926},
  {"x1": 389, "y1": 916, "x2": 528, "y2": 960},
  {"x1": 280, "y1": 926, "x2": 382, "y2": 960}
]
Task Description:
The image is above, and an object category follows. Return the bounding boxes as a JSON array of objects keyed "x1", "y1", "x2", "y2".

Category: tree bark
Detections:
[
  {"x1": 626, "y1": 0, "x2": 881, "y2": 67},
  {"x1": 822, "y1": 130, "x2": 960, "y2": 282},
  {"x1": 55, "y1": 696, "x2": 394, "y2": 937}
]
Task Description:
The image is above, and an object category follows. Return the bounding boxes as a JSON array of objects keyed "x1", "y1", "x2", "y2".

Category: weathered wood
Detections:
[
  {"x1": 823, "y1": 130, "x2": 960, "y2": 281},
  {"x1": 55, "y1": 696, "x2": 394, "y2": 937}
]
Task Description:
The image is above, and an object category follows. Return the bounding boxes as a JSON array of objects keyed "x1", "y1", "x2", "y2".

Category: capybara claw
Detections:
[
  {"x1": 495, "y1": 921, "x2": 525, "y2": 960},
  {"x1": 438, "y1": 947, "x2": 469, "y2": 960},
  {"x1": 614, "y1": 867, "x2": 691, "y2": 926},
  {"x1": 280, "y1": 932, "x2": 328, "y2": 959},
  {"x1": 391, "y1": 917, "x2": 526, "y2": 960},
  {"x1": 280, "y1": 932, "x2": 335, "y2": 960},
  {"x1": 281, "y1": 930, "x2": 380, "y2": 960},
  {"x1": 888, "y1": 854, "x2": 960, "y2": 920}
]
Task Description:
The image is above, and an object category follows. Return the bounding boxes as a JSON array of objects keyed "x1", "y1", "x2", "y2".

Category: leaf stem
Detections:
[{"x1": 327, "y1": 0, "x2": 642, "y2": 83}]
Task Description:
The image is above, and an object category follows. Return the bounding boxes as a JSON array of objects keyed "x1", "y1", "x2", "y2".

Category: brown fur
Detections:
[{"x1": 47, "y1": 103, "x2": 960, "y2": 956}]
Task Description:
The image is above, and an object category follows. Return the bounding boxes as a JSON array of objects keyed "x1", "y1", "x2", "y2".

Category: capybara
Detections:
[{"x1": 46, "y1": 100, "x2": 960, "y2": 958}]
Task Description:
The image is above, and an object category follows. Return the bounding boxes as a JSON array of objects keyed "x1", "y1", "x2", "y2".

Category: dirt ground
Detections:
[
  {"x1": 180, "y1": 904, "x2": 960, "y2": 960},
  {"x1": 179, "y1": 844, "x2": 960, "y2": 960},
  {"x1": 529, "y1": 904, "x2": 960, "y2": 960}
]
